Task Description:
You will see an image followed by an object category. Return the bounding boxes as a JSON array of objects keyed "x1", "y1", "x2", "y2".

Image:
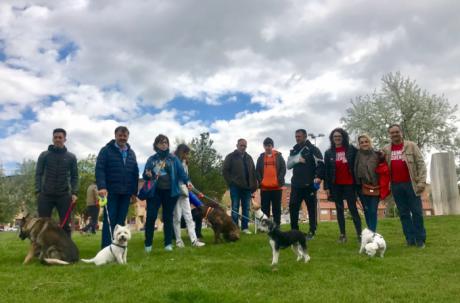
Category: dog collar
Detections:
[
  {"x1": 204, "y1": 207, "x2": 214, "y2": 220},
  {"x1": 111, "y1": 242, "x2": 127, "y2": 249}
]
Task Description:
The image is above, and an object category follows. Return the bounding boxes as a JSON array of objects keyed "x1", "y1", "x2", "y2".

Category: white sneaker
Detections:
[
  {"x1": 176, "y1": 240, "x2": 185, "y2": 248},
  {"x1": 192, "y1": 240, "x2": 206, "y2": 247},
  {"x1": 164, "y1": 244, "x2": 173, "y2": 251},
  {"x1": 242, "y1": 229, "x2": 252, "y2": 235}
]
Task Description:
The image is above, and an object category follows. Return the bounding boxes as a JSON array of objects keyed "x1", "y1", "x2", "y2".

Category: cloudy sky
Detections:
[{"x1": 1, "y1": 0, "x2": 459, "y2": 174}]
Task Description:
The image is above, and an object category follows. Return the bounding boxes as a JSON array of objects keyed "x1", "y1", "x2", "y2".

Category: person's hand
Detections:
[
  {"x1": 187, "y1": 182, "x2": 193, "y2": 190},
  {"x1": 71, "y1": 194, "x2": 78, "y2": 206},
  {"x1": 415, "y1": 183, "x2": 426, "y2": 195},
  {"x1": 197, "y1": 192, "x2": 204, "y2": 199},
  {"x1": 145, "y1": 169, "x2": 153, "y2": 178},
  {"x1": 98, "y1": 189, "x2": 108, "y2": 197},
  {"x1": 299, "y1": 156, "x2": 306, "y2": 163},
  {"x1": 131, "y1": 195, "x2": 138, "y2": 204}
]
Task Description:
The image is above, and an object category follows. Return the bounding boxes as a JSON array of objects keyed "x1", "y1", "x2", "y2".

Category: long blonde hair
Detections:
[{"x1": 357, "y1": 134, "x2": 373, "y2": 149}]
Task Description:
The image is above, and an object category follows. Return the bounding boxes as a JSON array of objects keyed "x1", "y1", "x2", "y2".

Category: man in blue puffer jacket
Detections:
[{"x1": 96, "y1": 126, "x2": 139, "y2": 248}]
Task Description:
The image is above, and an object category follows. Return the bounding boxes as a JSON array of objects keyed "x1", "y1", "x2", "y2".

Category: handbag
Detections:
[
  {"x1": 287, "y1": 146, "x2": 306, "y2": 169},
  {"x1": 138, "y1": 180, "x2": 155, "y2": 200},
  {"x1": 362, "y1": 183, "x2": 380, "y2": 197}
]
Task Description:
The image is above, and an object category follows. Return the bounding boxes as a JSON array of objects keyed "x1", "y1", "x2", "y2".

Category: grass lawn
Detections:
[{"x1": 0, "y1": 215, "x2": 459, "y2": 303}]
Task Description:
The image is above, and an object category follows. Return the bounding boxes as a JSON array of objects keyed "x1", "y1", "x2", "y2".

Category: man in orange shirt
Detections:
[{"x1": 256, "y1": 138, "x2": 286, "y2": 226}]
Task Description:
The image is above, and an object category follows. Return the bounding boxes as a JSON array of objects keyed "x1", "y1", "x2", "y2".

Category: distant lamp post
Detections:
[{"x1": 308, "y1": 133, "x2": 325, "y2": 145}]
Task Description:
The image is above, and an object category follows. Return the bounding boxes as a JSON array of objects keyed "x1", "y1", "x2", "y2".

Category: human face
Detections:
[
  {"x1": 115, "y1": 131, "x2": 129, "y2": 148},
  {"x1": 182, "y1": 151, "x2": 190, "y2": 161},
  {"x1": 264, "y1": 144, "x2": 273, "y2": 154},
  {"x1": 156, "y1": 140, "x2": 169, "y2": 151},
  {"x1": 237, "y1": 140, "x2": 247, "y2": 153},
  {"x1": 52, "y1": 132, "x2": 66, "y2": 148},
  {"x1": 333, "y1": 132, "x2": 343, "y2": 147},
  {"x1": 295, "y1": 131, "x2": 306, "y2": 144},
  {"x1": 359, "y1": 137, "x2": 371, "y2": 150},
  {"x1": 389, "y1": 126, "x2": 403, "y2": 144}
]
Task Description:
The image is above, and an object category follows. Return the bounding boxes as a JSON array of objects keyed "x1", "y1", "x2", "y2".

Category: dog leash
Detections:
[
  {"x1": 191, "y1": 188, "x2": 255, "y2": 223},
  {"x1": 60, "y1": 198, "x2": 75, "y2": 229},
  {"x1": 98, "y1": 195, "x2": 114, "y2": 241}
]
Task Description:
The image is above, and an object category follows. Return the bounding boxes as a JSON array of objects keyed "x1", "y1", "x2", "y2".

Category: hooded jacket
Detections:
[{"x1": 256, "y1": 150, "x2": 286, "y2": 189}]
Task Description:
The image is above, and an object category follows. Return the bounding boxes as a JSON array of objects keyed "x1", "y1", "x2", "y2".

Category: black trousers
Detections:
[
  {"x1": 331, "y1": 184, "x2": 362, "y2": 236},
  {"x1": 289, "y1": 186, "x2": 317, "y2": 232},
  {"x1": 82, "y1": 205, "x2": 99, "y2": 233},
  {"x1": 192, "y1": 207, "x2": 203, "y2": 238},
  {"x1": 261, "y1": 190, "x2": 282, "y2": 226},
  {"x1": 38, "y1": 192, "x2": 72, "y2": 237}
]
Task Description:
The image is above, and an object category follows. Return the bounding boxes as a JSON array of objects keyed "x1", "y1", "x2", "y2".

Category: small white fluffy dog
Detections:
[
  {"x1": 254, "y1": 208, "x2": 269, "y2": 232},
  {"x1": 82, "y1": 224, "x2": 131, "y2": 265},
  {"x1": 359, "y1": 228, "x2": 386, "y2": 258}
]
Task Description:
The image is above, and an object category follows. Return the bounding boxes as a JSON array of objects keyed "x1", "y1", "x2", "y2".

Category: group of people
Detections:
[{"x1": 35, "y1": 123, "x2": 427, "y2": 255}]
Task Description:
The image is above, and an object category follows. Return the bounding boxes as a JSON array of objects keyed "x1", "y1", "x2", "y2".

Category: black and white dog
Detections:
[{"x1": 260, "y1": 218, "x2": 311, "y2": 266}]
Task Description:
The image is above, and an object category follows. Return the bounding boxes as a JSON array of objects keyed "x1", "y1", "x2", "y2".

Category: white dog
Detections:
[
  {"x1": 359, "y1": 228, "x2": 386, "y2": 258},
  {"x1": 81, "y1": 224, "x2": 131, "y2": 265},
  {"x1": 254, "y1": 208, "x2": 269, "y2": 232}
]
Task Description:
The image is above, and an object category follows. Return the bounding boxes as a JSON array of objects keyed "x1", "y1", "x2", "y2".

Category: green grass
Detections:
[{"x1": 1, "y1": 216, "x2": 459, "y2": 303}]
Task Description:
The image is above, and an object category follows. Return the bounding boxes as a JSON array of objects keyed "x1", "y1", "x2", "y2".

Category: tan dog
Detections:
[{"x1": 18, "y1": 215, "x2": 79, "y2": 265}]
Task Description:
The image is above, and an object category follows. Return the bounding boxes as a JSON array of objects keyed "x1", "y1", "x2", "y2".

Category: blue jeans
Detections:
[
  {"x1": 144, "y1": 189, "x2": 178, "y2": 247},
  {"x1": 230, "y1": 185, "x2": 251, "y2": 230},
  {"x1": 391, "y1": 182, "x2": 426, "y2": 245},
  {"x1": 101, "y1": 193, "x2": 131, "y2": 248},
  {"x1": 359, "y1": 193, "x2": 379, "y2": 232}
]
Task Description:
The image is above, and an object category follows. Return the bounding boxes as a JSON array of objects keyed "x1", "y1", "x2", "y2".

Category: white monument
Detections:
[{"x1": 430, "y1": 152, "x2": 460, "y2": 215}]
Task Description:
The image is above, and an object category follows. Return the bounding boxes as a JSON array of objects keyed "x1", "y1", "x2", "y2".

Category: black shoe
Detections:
[
  {"x1": 306, "y1": 231, "x2": 315, "y2": 240},
  {"x1": 337, "y1": 234, "x2": 347, "y2": 244}
]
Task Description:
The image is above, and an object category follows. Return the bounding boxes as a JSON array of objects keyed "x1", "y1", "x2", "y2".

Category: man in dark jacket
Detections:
[
  {"x1": 256, "y1": 137, "x2": 286, "y2": 226},
  {"x1": 35, "y1": 128, "x2": 79, "y2": 237},
  {"x1": 288, "y1": 129, "x2": 324, "y2": 239},
  {"x1": 96, "y1": 126, "x2": 139, "y2": 248},
  {"x1": 223, "y1": 138, "x2": 257, "y2": 234}
]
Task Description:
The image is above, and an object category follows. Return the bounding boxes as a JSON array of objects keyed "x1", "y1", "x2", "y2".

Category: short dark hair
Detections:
[
  {"x1": 153, "y1": 134, "x2": 169, "y2": 152},
  {"x1": 295, "y1": 129, "x2": 307, "y2": 135},
  {"x1": 263, "y1": 137, "x2": 274, "y2": 146},
  {"x1": 175, "y1": 143, "x2": 191, "y2": 161},
  {"x1": 329, "y1": 127, "x2": 350, "y2": 150},
  {"x1": 53, "y1": 128, "x2": 67, "y2": 137},
  {"x1": 237, "y1": 138, "x2": 247, "y2": 144},
  {"x1": 387, "y1": 124, "x2": 402, "y2": 131},
  {"x1": 115, "y1": 126, "x2": 129, "y2": 134}
]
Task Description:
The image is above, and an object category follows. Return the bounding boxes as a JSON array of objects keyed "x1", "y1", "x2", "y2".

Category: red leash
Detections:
[{"x1": 60, "y1": 200, "x2": 75, "y2": 228}]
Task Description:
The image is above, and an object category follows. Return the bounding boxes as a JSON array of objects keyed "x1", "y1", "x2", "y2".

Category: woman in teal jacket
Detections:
[{"x1": 143, "y1": 134, "x2": 191, "y2": 252}]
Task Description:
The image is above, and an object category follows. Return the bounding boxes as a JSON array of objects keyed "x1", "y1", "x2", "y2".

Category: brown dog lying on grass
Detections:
[
  {"x1": 200, "y1": 200, "x2": 240, "y2": 243},
  {"x1": 18, "y1": 214, "x2": 79, "y2": 265}
]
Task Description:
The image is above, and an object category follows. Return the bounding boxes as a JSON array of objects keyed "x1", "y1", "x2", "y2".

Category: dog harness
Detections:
[{"x1": 109, "y1": 242, "x2": 127, "y2": 258}]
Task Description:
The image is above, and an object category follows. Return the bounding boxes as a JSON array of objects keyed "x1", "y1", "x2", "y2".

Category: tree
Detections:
[
  {"x1": 188, "y1": 133, "x2": 227, "y2": 200},
  {"x1": 342, "y1": 72, "x2": 458, "y2": 151}
]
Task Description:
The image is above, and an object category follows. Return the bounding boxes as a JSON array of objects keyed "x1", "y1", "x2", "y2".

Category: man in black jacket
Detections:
[
  {"x1": 223, "y1": 139, "x2": 257, "y2": 234},
  {"x1": 35, "y1": 128, "x2": 79, "y2": 237},
  {"x1": 288, "y1": 129, "x2": 324, "y2": 239},
  {"x1": 96, "y1": 126, "x2": 139, "y2": 248}
]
